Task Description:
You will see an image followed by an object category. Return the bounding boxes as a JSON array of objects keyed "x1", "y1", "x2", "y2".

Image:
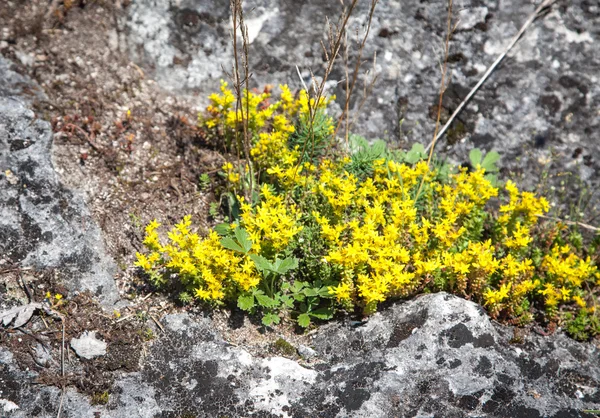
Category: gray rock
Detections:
[
  {"x1": 125, "y1": 0, "x2": 600, "y2": 208},
  {"x1": 0, "y1": 57, "x2": 119, "y2": 307},
  {"x1": 297, "y1": 344, "x2": 317, "y2": 360},
  {"x1": 70, "y1": 331, "x2": 108, "y2": 360},
  {"x1": 4, "y1": 293, "x2": 600, "y2": 417}
]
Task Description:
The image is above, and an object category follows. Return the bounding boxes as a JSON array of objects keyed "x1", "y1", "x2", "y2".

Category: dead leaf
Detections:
[{"x1": 1, "y1": 303, "x2": 42, "y2": 328}]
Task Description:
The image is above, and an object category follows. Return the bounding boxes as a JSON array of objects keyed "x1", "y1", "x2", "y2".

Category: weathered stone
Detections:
[
  {"x1": 1, "y1": 1, "x2": 600, "y2": 416},
  {"x1": 297, "y1": 344, "x2": 317, "y2": 360},
  {"x1": 125, "y1": 0, "x2": 600, "y2": 207},
  {"x1": 4, "y1": 293, "x2": 600, "y2": 417},
  {"x1": 0, "y1": 58, "x2": 119, "y2": 307},
  {"x1": 70, "y1": 331, "x2": 108, "y2": 360}
]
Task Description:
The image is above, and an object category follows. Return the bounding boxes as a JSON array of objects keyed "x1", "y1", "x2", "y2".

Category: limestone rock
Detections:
[
  {"x1": 70, "y1": 331, "x2": 108, "y2": 360},
  {"x1": 125, "y1": 0, "x2": 600, "y2": 207},
  {"x1": 0, "y1": 57, "x2": 119, "y2": 307},
  {"x1": 4, "y1": 293, "x2": 600, "y2": 417}
]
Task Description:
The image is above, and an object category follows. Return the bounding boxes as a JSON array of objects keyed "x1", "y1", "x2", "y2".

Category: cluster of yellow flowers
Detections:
[
  {"x1": 203, "y1": 82, "x2": 333, "y2": 191},
  {"x1": 539, "y1": 244, "x2": 598, "y2": 311},
  {"x1": 240, "y1": 184, "x2": 303, "y2": 254},
  {"x1": 135, "y1": 216, "x2": 262, "y2": 302},
  {"x1": 134, "y1": 83, "x2": 599, "y2": 331},
  {"x1": 309, "y1": 161, "x2": 537, "y2": 313}
]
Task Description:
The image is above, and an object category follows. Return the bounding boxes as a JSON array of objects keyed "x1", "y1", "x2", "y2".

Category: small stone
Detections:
[
  {"x1": 297, "y1": 344, "x2": 317, "y2": 359},
  {"x1": 70, "y1": 331, "x2": 107, "y2": 359},
  {"x1": 4, "y1": 170, "x2": 18, "y2": 185}
]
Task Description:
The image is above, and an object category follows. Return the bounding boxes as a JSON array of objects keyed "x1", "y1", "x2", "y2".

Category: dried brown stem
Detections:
[
  {"x1": 333, "y1": 0, "x2": 379, "y2": 148},
  {"x1": 293, "y1": 0, "x2": 360, "y2": 177}
]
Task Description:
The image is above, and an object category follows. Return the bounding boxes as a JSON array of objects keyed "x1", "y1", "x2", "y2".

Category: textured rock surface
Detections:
[
  {"x1": 3, "y1": 293, "x2": 600, "y2": 417},
  {"x1": 125, "y1": 0, "x2": 600, "y2": 203},
  {"x1": 1, "y1": 1, "x2": 600, "y2": 416},
  {"x1": 0, "y1": 58, "x2": 119, "y2": 306}
]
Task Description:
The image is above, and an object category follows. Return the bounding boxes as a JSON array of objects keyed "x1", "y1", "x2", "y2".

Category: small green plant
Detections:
[
  {"x1": 209, "y1": 202, "x2": 220, "y2": 219},
  {"x1": 237, "y1": 254, "x2": 299, "y2": 327},
  {"x1": 469, "y1": 148, "x2": 501, "y2": 186},
  {"x1": 564, "y1": 308, "x2": 600, "y2": 341},
  {"x1": 281, "y1": 280, "x2": 333, "y2": 327},
  {"x1": 178, "y1": 291, "x2": 193, "y2": 305},
  {"x1": 141, "y1": 327, "x2": 155, "y2": 341},
  {"x1": 198, "y1": 173, "x2": 211, "y2": 190},
  {"x1": 129, "y1": 212, "x2": 142, "y2": 230},
  {"x1": 91, "y1": 391, "x2": 109, "y2": 406},
  {"x1": 272, "y1": 337, "x2": 296, "y2": 357}
]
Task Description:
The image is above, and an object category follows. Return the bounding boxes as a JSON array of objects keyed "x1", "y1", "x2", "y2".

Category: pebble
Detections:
[{"x1": 297, "y1": 345, "x2": 317, "y2": 359}]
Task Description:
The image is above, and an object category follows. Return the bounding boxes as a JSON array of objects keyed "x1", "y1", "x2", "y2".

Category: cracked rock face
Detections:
[
  {"x1": 0, "y1": 58, "x2": 119, "y2": 306},
  {"x1": 125, "y1": 0, "x2": 600, "y2": 205},
  {"x1": 4, "y1": 293, "x2": 600, "y2": 417}
]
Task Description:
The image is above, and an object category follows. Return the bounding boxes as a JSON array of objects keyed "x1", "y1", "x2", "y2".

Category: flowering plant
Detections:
[{"x1": 135, "y1": 83, "x2": 600, "y2": 338}]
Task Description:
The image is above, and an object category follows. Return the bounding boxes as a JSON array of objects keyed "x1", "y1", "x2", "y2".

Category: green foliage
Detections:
[
  {"x1": 469, "y1": 148, "x2": 500, "y2": 186},
  {"x1": 346, "y1": 135, "x2": 394, "y2": 178},
  {"x1": 402, "y1": 143, "x2": 427, "y2": 164},
  {"x1": 289, "y1": 109, "x2": 334, "y2": 163},
  {"x1": 235, "y1": 254, "x2": 299, "y2": 327},
  {"x1": 281, "y1": 280, "x2": 334, "y2": 327},
  {"x1": 564, "y1": 308, "x2": 600, "y2": 341},
  {"x1": 209, "y1": 202, "x2": 220, "y2": 219},
  {"x1": 178, "y1": 291, "x2": 193, "y2": 305},
  {"x1": 220, "y1": 227, "x2": 253, "y2": 254},
  {"x1": 198, "y1": 173, "x2": 211, "y2": 190},
  {"x1": 91, "y1": 391, "x2": 109, "y2": 406}
]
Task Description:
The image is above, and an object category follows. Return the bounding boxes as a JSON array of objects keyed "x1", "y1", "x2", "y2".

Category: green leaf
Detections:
[
  {"x1": 273, "y1": 257, "x2": 298, "y2": 275},
  {"x1": 220, "y1": 237, "x2": 245, "y2": 253},
  {"x1": 469, "y1": 148, "x2": 483, "y2": 166},
  {"x1": 279, "y1": 295, "x2": 295, "y2": 309},
  {"x1": 309, "y1": 307, "x2": 334, "y2": 320},
  {"x1": 371, "y1": 140, "x2": 387, "y2": 157},
  {"x1": 297, "y1": 313, "x2": 311, "y2": 328},
  {"x1": 481, "y1": 151, "x2": 500, "y2": 172},
  {"x1": 237, "y1": 294, "x2": 255, "y2": 311},
  {"x1": 234, "y1": 228, "x2": 253, "y2": 253},
  {"x1": 214, "y1": 223, "x2": 231, "y2": 236},
  {"x1": 302, "y1": 287, "x2": 319, "y2": 297},
  {"x1": 250, "y1": 254, "x2": 272, "y2": 273},
  {"x1": 485, "y1": 174, "x2": 499, "y2": 187},
  {"x1": 293, "y1": 293, "x2": 306, "y2": 302},
  {"x1": 317, "y1": 287, "x2": 333, "y2": 298},
  {"x1": 405, "y1": 143, "x2": 426, "y2": 164},
  {"x1": 262, "y1": 313, "x2": 280, "y2": 327},
  {"x1": 291, "y1": 281, "x2": 306, "y2": 293},
  {"x1": 226, "y1": 192, "x2": 240, "y2": 222},
  {"x1": 255, "y1": 293, "x2": 279, "y2": 308}
]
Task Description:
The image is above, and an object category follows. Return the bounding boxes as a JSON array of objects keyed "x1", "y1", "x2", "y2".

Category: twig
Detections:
[
  {"x1": 115, "y1": 314, "x2": 135, "y2": 323},
  {"x1": 64, "y1": 123, "x2": 103, "y2": 153},
  {"x1": 538, "y1": 214, "x2": 600, "y2": 233},
  {"x1": 150, "y1": 314, "x2": 165, "y2": 333},
  {"x1": 56, "y1": 389, "x2": 65, "y2": 418},
  {"x1": 333, "y1": 0, "x2": 379, "y2": 147},
  {"x1": 292, "y1": 0, "x2": 360, "y2": 179},
  {"x1": 424, "y1": 0, "x2": 557, "y2": 152}
]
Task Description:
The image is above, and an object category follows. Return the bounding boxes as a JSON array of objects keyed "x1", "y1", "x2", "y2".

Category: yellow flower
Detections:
[{"x1": 328, "y1": 282, "x2": 352, "y2": 302}]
